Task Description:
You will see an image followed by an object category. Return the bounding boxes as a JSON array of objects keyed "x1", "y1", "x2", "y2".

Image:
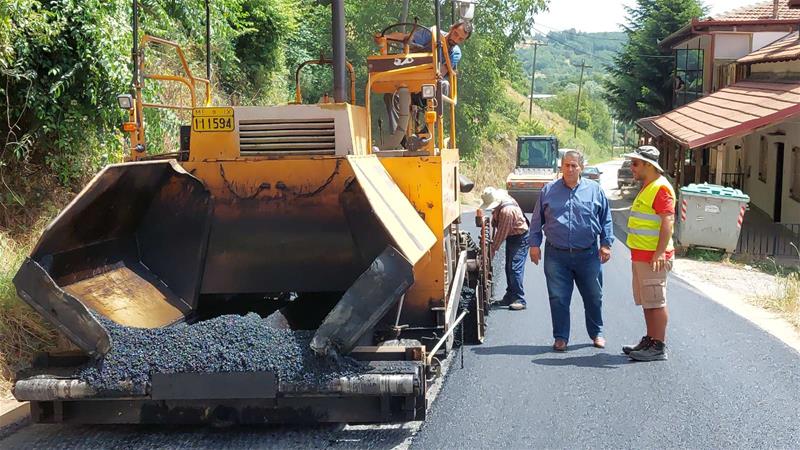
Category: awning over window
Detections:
[
  {"x1": 648, "y1": 81, "x2": 800, "y2": 149},
  {"x1": 635, "y1": 116, "x2": 664, "y2": 138}
]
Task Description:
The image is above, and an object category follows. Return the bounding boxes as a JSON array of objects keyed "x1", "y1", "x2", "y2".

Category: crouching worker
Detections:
[{"x1": 481, "y1": 187, "x2": 529, "y2": 311}]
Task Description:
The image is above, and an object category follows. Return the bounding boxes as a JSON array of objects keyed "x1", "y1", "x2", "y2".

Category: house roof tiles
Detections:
[
  {"x1": 709, "y1": 1, "x2": 800, "y2": 21},
  {"x1": 738, "y1": 31, "x2": 800, "y2": 63},
  {"x1": 643, "y1": 81, "x2": 800, "y2": 149}
]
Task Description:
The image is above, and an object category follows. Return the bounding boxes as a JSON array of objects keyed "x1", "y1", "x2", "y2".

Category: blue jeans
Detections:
[
  {"x1": 503, "y1": 233, "x2": 530, "y2": 305},
  {"x1": 543, "y1": 243, "x2": 604, "y2": 342}
]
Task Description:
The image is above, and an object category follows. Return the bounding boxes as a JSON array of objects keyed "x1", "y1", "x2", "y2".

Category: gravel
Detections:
[{"x1": 76, "y1": 313, "x2": 366, "y2": 390}]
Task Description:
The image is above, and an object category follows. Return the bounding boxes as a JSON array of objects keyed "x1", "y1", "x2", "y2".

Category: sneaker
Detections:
[
  {"x1": 494, "y1": 297, "x2": 513, "y2": 307},
  {"x1": 628, "y1": 340, "x2": 668, "y2": 361},
  {"x1": 509, "y1": 301, "x2": 527, "y2": 311},
  {"x1": 622, "y1": 335, "x2": 652, "y2": 355}
]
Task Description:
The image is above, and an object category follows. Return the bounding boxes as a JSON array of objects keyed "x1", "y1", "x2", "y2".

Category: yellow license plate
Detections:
[{"x1": 192, "y1": 107, "x2": 234, "y2": 132}]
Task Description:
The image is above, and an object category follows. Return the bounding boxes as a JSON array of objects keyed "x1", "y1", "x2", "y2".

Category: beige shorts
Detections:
[{"x1": 632, "y1": 260, "x2": 672, "y2": 309}]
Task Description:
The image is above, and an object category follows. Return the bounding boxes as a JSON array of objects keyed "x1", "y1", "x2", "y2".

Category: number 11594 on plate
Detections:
[{"x1": 192, "y1": 107, "x2": 235, "y2": 132}]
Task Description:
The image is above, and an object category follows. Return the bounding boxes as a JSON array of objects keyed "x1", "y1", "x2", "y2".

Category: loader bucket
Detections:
[{"x1": 13, "y1": 160, "x2": 212, "y2": 357}]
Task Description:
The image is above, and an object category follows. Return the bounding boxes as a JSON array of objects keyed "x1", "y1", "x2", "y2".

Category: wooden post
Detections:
[
  {"x1": 694, "y1": 148, "x2": 702, "y2": 184},
  {"x1": 715, "y1": 144, "x2": 725, "y2": 185},
  {"x1": 678, "y1": 145, "x2": 687, "y2": 188}
]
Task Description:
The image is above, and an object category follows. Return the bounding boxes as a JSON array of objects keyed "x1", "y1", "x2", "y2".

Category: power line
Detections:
[
  {"x1": 534, "y1": 23, "x2": 628, "y2": 41},
  {"x1": 531, "y1": 26, "x2": 614, "y2": 65}
]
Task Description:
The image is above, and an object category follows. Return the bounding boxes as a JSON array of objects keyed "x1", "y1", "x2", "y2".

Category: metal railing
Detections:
[
  {"x1": 721, "y1": 172, "x2": 744, "y2": 190},
  {"x1": 736, "y1": 223, "x2": 800, "y2": 258}
]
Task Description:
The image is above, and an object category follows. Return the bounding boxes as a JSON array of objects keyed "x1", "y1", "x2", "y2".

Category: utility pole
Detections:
[
  {"x1": 611, "y1": 117, "x2": 615, "y2": 154},
  {"x1": 528, "y1": 41, "x2": 546, "y2": 121},
  {"x1": 573, "y1": 60, "x2": 592, "y2": 138}
]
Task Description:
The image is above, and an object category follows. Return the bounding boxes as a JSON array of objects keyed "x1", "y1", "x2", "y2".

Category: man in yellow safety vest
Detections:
[{"x1": 623, "y1": 146, "x2": 675, "y2": 361}]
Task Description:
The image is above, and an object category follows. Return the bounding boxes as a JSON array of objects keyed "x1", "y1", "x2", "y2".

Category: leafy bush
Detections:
[{"x1": 0, "y1": 0, "x2": 298, "y2": 184}]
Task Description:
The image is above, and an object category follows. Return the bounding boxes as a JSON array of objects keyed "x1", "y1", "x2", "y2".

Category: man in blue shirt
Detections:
[
  {"x1": 409, "y1": 21, "x2": 470, "y2": 72},
  {"x1": 529, "y1": 150, "x2": 614, "y2": 352}
]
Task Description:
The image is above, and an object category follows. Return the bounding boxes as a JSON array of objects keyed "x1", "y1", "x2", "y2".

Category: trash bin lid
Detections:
[{"x1": 680, "y1": 183, "x2": 750, "y2": 201}]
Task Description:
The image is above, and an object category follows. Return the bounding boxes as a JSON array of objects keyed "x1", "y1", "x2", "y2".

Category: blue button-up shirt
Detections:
[
  {"x1": 529, "y1": 178, "x2": 614, "y2": 249},
  {"x1": 411, "y1": 28, "x2": 462, "y2": 69}
]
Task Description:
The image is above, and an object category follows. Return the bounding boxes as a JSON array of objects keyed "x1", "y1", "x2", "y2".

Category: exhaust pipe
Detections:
[{"x1": 332, "y1": 0, "x2": 346, "y2": 103}]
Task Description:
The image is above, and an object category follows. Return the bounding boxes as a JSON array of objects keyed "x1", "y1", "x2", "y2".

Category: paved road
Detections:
[
  {"x1": 412, "y1": 161, "x2": 800, "y2": 448},
  {"x1": 3, "y1": 162, "x2": 800, "y2": 449}
]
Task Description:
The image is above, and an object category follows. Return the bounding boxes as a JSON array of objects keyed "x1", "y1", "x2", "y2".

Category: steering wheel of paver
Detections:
[{"x1": 380, "y1": 22, "x2": 423, "y2": 47}]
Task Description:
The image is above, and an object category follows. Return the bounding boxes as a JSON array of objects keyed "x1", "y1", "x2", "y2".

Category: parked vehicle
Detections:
[
  {"x1": 506, "y1": 136, "x2": 559, "y2": 212},
  {"x1": 617, "y1": 159, "x2": 639, "y2": 189},
  {"x1": 584, "y1": 166, "x2": 602, "y2": 181}
]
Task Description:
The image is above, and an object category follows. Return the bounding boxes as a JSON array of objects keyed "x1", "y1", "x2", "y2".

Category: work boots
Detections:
[
  {"x1": 622, "y1": 335, "x2": 652, "y2": 355},
  {"x1": 628, "y1": 339, "x2": 668, "y2": 361}
]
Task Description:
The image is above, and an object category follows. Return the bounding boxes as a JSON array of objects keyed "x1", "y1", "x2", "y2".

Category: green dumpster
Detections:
[{"x1": 677, "y1": 183, "x2": 750, "y2": 253}]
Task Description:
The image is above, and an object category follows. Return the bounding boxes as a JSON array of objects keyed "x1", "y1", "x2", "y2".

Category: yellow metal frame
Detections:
[
  {"x1": 125, "y1": 35, "x2": 213, "y2": 160},
  {"x1": 366, "y1": 30, "x2": 458, "y2": 153}
]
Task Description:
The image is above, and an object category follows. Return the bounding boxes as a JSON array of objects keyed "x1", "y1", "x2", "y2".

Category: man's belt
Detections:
[{"x1": 546, "y1": 242, "x2": 595, "y2": 253}]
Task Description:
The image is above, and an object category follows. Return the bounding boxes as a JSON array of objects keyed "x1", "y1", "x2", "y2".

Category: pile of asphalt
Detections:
[
  {"x1": 459, "y1": 285, "x2": 476, "y2": 311},
  {"x1": 77, "y1": 313, "x2": 366, "y2": 390}
]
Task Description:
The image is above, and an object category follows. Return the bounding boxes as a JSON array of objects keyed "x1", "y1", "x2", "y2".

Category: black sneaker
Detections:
[
  {"x1": 622, "y1": 335, "x2": 652, "y2": 355},
  {"x1": 629, "y1": 339, "x2": 668, "y2": 361},
  {"x1": 493, "y1": 297, "x2": 513, "y2": 307}
]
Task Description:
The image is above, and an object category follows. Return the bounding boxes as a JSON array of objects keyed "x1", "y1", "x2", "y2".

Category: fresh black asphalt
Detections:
[{"x1": 411, "y1": 237, "x2": 800, "y2": 449}]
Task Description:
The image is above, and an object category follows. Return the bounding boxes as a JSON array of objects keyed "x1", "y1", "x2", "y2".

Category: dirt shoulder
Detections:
[{"x1": 672, "y1": 258, "x2": 800, "y2": 354}]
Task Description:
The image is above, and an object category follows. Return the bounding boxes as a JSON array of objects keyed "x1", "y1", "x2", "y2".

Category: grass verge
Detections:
[
  {"x1": 752, "y1": 272, "x2": 800, "y2": 329},
  {"x1": 0, "y1": 232, "x2": 59, "y2": 398}
]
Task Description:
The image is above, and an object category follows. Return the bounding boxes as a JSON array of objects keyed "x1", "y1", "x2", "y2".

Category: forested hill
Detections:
[
  {"x1": 510, "y1": 29, "x2": 634, "y2": 152},
  {"x1": 515, "y1": 30, "x2": 627, "y2": 95}
]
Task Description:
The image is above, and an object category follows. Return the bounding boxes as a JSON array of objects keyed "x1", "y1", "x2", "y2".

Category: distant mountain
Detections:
[{"x1": 515, "y1": 30, "x2": 627, "y2": 95}]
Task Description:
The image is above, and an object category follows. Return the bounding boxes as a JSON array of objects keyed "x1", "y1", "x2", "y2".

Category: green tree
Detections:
[
  {"x1": 603, "y1": 0, "x2": 705, "y2": 122},
  {"x1": 0, "y1": 0, "x2": 298, "y2": 184},
  {"x1": 544, "y1": 82, "x2": 611, "y2": 145}
]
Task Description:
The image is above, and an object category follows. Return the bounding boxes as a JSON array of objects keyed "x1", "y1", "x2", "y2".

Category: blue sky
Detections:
[{"x1": 535, "y1": 1, "x2": 769, "y2": 33}]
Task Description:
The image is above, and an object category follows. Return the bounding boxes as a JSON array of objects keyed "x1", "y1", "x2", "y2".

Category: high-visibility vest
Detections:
[{"x1": 627, "y1": 176, "x2": 675, "y2": 251}]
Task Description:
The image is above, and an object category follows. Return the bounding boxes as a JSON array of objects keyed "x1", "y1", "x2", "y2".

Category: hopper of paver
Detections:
[
  {"x1": 13, "y1": 160, "x2": 211, "y2": 357},
  {"x1": 13, "y1": 155, "x2": 435, "y2": 359}
]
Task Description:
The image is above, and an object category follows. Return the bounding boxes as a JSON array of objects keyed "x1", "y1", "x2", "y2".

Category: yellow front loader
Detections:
[{"x1": 11, "y1": 0, "x2": 494, "y2": 424}]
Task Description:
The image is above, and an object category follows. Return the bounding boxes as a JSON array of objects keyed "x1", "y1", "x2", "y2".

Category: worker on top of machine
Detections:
[
  {"x1": 382, "y1": 20, "x2": 472, "y2": 149},
  {"x1": 481, "y1": 187, "x2": 529, "y2": 311}
]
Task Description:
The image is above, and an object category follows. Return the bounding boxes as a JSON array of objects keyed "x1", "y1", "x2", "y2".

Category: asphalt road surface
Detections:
[
  {"x1": 3, "y1": 162, "x2": 800, "y2": 449},
  {"x1": 412, "y1": 161, "x2": 800, "y2": 448}
]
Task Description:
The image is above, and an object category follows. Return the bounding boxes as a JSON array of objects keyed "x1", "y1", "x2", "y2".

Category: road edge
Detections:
[
  {"x1": 391, "y1": 342, "x2": 458, "y2": 450},
  {"x1": 672, "y1": 266, "x2": 800, "y2": 354},
  {"x1": 0, "y1": 401, "x2": 30, "y2": 440}
]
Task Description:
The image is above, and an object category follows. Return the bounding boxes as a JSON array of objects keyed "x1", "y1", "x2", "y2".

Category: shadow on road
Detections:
[
  {"x1": 532, "y1": 353, "x2": 630, "y2": 369},
  {"x1": 472, "y1": 345, "x2": 553, "y2": 356},
  {"x1": 472, "y1": 343, "x2": 595, "y2": 356}
]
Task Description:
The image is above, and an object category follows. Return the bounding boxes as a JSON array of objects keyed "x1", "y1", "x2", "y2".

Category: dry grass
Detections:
[
  {"x1": 752, "y1": 272, "x2": 800, "y2": 329},
  {"x1": 0, "y1": 231, "x2": 59, "y2": 395},
  {"x1": 462, "y1": 133, "x2": 516, "y2": 196}
]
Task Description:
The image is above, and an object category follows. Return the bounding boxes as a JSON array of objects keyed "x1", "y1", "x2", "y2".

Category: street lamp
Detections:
[{"x1": 455, "y1": 0, "x2": 477, "y2": 20}]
